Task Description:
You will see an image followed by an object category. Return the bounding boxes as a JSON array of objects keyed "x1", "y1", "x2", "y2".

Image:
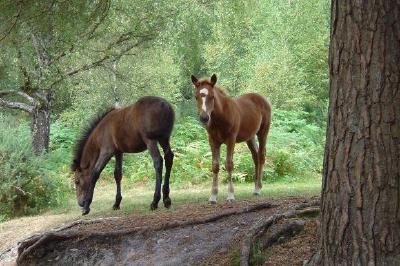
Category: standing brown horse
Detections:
[
  {"x1": 191, "y1": 74, "x2": 272, "y2": 203},
  {"x1": 71, "y1": 96, "x2": 174, "y2": 215}
]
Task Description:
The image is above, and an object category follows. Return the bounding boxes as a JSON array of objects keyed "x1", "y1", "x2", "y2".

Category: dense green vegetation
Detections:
[{"x1": 0, "y1": 0, "x2": 330, "y2": 220}]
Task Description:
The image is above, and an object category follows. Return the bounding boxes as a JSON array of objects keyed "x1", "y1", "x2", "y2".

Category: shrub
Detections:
[{"x1": 0, "y1": 114, "x2": 69, "y2": 221}]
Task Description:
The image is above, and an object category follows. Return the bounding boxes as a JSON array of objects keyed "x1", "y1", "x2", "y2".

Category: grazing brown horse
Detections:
[
  {"x1": 191, "y1": 74, "x2": 272, "y2": 203},
  {"x1": 71, "y1": 96, "x2": 175, "y2": 215}
]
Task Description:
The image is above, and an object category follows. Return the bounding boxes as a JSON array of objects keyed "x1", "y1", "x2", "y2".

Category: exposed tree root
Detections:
[
  {"x1": 17, "y1": 202, "x2": 273, "y2": 264},
  {"x1": 259, "y1": 219, "x2": 305, "y2": 249},
  {"x1": 240, "y1": 200, "x2": 320, "y2": 266}
]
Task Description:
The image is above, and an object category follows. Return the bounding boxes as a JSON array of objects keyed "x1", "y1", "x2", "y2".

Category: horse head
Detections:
[{"x1": 191, "y1": 74, "x2": 218, "y2": 126}]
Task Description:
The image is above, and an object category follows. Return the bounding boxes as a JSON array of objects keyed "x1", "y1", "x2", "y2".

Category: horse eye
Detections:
[{"x1": 75, "y1": 179, "x2": 79, "y2": 185}]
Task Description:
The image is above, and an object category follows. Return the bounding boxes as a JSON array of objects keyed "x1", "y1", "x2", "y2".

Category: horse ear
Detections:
[
  {"x1": 191, "y1": 75, "x2": 198, "y2": 85},
  {"x1": 210, "y1": 74, "x2": 217, "y2": 86}
]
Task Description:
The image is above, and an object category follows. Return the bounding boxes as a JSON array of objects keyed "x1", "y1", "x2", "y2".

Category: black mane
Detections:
[{"x1": 71, "y1": 108, "x2": 115, "y2": 171}]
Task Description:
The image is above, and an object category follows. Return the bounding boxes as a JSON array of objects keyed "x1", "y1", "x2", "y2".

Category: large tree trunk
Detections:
[
  {"x1": 311, "y1": 1, "x2": 400, "y2": 265},
  {"x1": 31, "y1": 105, "x2": 50, "y2": 155}
]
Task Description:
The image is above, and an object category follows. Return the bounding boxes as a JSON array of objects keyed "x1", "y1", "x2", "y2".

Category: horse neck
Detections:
[
  {"x1": 81, "y1": 139, "x2": 100, "y2": 171},
  {"x1": 210, "y1": 88, "x2": 231, "y2": 123}
]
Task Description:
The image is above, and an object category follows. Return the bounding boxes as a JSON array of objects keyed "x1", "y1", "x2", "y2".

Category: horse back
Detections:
[
  {"x1": 134, "y1": 96, "x2": 175, "y2": 140},
  {"x1": 233, "y1": 93, "x2": 271, "y2": 142},
  {"x1": 96, "y1": 96, "x2": 174, "y2": 153}
]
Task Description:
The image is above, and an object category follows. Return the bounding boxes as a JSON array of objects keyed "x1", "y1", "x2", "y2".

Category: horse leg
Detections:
[
  {"x1": 146, "y1": 139, "x2": 163, "y2": 210},
  {"x1": 209, "y1": 140, "x2": 221, "y2": 204},
  {"x1": 255, "y1": 122, "x2": 270, "y2": 195},
  {"x1": 246, "y1": 137, "x2": 259, "y2": 194},
  {"x1": 83, "y1": 151, "x2": 113, "y2": 215},
  {"x1": 113, "y1": 153, "x2": 123, "y2": 210},
  {"x1": 159, "y1": 138, "x2": 174, "y2": 209},
  {"x1": 226, "y1": 140, "x2": 236, "y2": 202}
]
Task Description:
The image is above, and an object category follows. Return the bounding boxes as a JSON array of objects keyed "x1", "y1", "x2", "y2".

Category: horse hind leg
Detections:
[
  {"x1": 113, "y1": 153, "x2": 123, "y2": 210},
  {"x1": 255, "y1": 121, "x2": 270, "y2": 195},
  {"x1": 246, "y1": 137, "x2": 260, "y2": 195},
  {"x1": 159, "y1": 138, "x2": 174, "y2": 209},
  {"x1": 146, "y1": 139, "x2": 163, "y2": 210},
  {"x1": 226, "y1": 140, "x2": 236, "y2": 202}
]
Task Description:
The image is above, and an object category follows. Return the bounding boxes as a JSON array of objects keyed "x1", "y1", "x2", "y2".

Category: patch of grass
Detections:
[
  {"x1": 229, "y1": 248, "x2": 241, "y2": 266},
  {"x1": 250, "y1": 241, "x2": 267, "y2": 266},
  {"x1": 46, "y1": 176, "x2": 321, "y2": 222}
]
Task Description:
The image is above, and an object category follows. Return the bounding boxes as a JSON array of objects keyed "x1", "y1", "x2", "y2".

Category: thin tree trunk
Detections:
[
  {"x1": 31, "y1": 105, "x2": 50, "y2": 155},
  {"x1": 310, "y1": 1, "x2": 400, "y2": 265}
]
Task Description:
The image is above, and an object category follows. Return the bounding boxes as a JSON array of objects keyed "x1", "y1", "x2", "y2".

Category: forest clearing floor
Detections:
[{"x1": 0, "y1": 182, "x2": 320, "y2": 265}]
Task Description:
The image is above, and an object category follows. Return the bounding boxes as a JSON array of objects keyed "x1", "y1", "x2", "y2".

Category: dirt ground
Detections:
[
  {"x1": 0, "y1": 196, "x2": 319, "y2": 265},
  {"x1": 262, "y1": 219, "x2": 318, "y2": 266}
]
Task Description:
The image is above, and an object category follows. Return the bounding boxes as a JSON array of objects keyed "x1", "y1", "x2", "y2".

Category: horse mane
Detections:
[
  {"x1": 71, "y1": 108, "x2": 115, "y2": 171},
  {"x1": 197, "y1": 77, "x2": 228, "y2": 96}
]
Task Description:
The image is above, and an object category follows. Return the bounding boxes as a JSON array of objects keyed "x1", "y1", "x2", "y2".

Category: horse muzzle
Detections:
[
  {"x1": 199, "y1": 113, "x2": 210, "y2": 124},
  {"x1": 78, "y1": 199, "x2": 84, "y2": 207}
]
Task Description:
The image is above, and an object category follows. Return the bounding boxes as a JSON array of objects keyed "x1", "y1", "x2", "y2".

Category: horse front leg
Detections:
[
  {"x1": 146, "y1": 140, "x2": 163, "y2": 210},
  {"x1": 113, "y1": 153, "x2": 123, "y2": 210},
  {"x1": 209, "y1": 140, "x2": 221, "y2": 204},
  {"x1": 226, "y1": 139, "x2": 236, "y2": 202},
  {"x1": 83, "y1": 151, "x2": 112, "y2": 215}
]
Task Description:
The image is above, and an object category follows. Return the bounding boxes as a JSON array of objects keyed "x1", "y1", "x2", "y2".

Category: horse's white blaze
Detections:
[
  {"x1": 201, "y1": 96, "x2": 207, "y2": 112},
  {"x1": 200, "y1": 88, "x2": 208, "y2": 95},
  {"x1": 200, "y1": 88, "x2": 209, "y2": 112}
]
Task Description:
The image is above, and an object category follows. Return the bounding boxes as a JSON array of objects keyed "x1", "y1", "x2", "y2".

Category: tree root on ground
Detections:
[
  {"x1": 240, "y1": 200, "x2": 320, "y2": 266},
  {"x1": 17, "y1": 202, "x2": 273, "y2": 264}
]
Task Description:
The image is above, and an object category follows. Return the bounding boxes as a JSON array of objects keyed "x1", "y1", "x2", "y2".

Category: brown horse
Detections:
[
  {"x1": 71, "y1": 96, "x2": 175, "y2": 215},
  {"x1": 191, "y1": 74, "x2": 272, "y2": 203}
]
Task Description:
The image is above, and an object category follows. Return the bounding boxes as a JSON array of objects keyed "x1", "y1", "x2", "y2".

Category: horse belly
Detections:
[
  {"x1": 114, "y1": 131, "x2": 147, "y2": 153},
  {"x1": 234, "y1": 96, "x2": 265, "y2": 142},
  {"x1": 236, "y1": 123, "x2": 260, "y2": 143}
]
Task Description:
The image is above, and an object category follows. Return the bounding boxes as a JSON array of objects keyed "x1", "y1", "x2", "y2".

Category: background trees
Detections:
[
  {"x1": 0, "y1": 0, "x2": 170, "y2": 154},
  {"x1": 0, "y1": 0, "x2": 330, "y2": 219}
]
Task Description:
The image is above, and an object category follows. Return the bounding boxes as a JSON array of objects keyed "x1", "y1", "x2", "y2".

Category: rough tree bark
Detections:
[
  {"x1": 31, "y1": 104, "x2": 50, "y2": 154},
  {"x1": 308, "y1": 1, "x2": 400, "y2": 265}
]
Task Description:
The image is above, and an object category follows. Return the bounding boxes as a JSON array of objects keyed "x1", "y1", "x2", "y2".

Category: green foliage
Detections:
[
  {"x1": 0, "y1": 114, "x2": 69, "y2": 221},
  {"x1": 250, "y1": 241, "x2": 268, "y2": 266},
  {"x1": 0, "y1": 0, "x2": 330, "y2": 220}
]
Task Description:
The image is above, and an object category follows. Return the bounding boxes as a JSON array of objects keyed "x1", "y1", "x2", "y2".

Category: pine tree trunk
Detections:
[
  {"x1": 311, "y1": 1, "x2": 400, "y2": 265},
  {"x1": 31, "y1": 105, "x2": 50, "y2": 155}
]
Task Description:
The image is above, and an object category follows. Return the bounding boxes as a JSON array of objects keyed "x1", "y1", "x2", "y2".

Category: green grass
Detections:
[{"x1": 47, "y1": 176, "x2": 321, "y2": 220}]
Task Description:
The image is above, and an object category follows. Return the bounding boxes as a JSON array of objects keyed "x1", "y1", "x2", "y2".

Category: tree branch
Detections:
[
  {"x1": 0, "y1": 1, "x2": 23, "y2": 42},
  {"x1": 17, "y1": 91, "x2": 36, "y2": 104},
  {"x1": 0, "y1": 98, "x2": 34, "y2": 113},
  {"x1": 0, "y1": 90, "x2": 36, "y2": 104},
  {"x1": 48, "y1": 35, "x2": 152, "y2": 89}
]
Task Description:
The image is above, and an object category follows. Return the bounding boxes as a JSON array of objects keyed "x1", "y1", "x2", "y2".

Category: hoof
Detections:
[
  {"x1": 253, "y1": 189, "x2": 261, "y2": 196},
  {"x1": 163, "y1": 198, "x2": 171, "y2": 209},
  {"x1": 226, "y1": 198, "x2": 235, "y2": 203},
  {"x1": 150, "y1": 202, "x2": 158, "y2": 210},
  {"x1": 209, "y1": 194, "x2": 217, "y2": 204},
  {"x1": 82, "y1": 207, "x2": 90, "y2": 215},
  {"x1": 113, "y1": 205, "x2": 120, "y2": 210}
]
